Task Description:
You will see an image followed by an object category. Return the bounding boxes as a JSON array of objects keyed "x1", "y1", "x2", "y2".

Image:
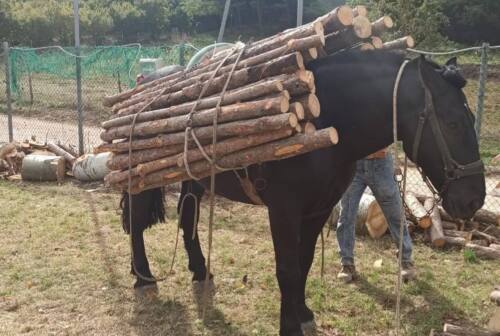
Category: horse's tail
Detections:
[{"x1": 120, "y1": 188, "x2": 166, "y2": 234}]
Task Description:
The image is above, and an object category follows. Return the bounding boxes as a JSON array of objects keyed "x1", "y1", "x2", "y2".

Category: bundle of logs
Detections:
[
  {"x1": 404, "y1": 192, "x2": 500, "y2": 260},
  {"x1": 97, "y1": 5, "x2": 415, "y2": 194}
]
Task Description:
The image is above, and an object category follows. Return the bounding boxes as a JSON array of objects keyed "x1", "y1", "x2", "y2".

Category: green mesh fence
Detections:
[{"x1": 9, "y1": 44, "x2": 196, "y2": 96}]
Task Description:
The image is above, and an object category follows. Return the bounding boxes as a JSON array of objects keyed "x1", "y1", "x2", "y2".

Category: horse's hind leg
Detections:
[
  {"x1": 178, "y1": 181, "x2": 209, "y2": 281},
  {"x1": 298, "y1": 210, "x2": 332, "y2": 324},
  {"x1": 268, "y1": 206, "x2": 304, "y2": 336}
]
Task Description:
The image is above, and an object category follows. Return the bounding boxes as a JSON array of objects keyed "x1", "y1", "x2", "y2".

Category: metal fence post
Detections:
[
  {"x1": 73, "y1": 0, "x2": 84, "y2": 155},
  {"x1": 179, "y1": 43, "x2": 186, "y2": 66},
  {"x1": 3, "y1": 41, "x2": 13, "y2": 142},
  {"x1": 474, "y1": 42, "x2": 489, "y2": 142}
]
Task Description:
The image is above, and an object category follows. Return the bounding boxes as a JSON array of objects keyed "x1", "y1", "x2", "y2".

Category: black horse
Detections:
[{"x1": 122, "y1": 50, "x2": 485, "y2": 336}]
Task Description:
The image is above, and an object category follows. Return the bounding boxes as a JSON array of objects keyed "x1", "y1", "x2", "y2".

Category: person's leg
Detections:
[
  {"x1": 367, "y1": 155, "x2": 413, "y2": 264},
  {"x1": 336, "y1": 161, "x2": 367, "y2": 280}
]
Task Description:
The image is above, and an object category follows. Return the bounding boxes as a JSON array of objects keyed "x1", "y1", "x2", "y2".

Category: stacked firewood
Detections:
[
  {"x1": 405, "y1": 192, "x2": 500, "y2": 260},
  {"x1": 97, "y1": 5, "x2": 415, "y2": 194}
]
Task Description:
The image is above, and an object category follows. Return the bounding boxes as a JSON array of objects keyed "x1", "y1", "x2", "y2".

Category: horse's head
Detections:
[{"x1": 401, "y1": 56, "x2": 485, "y2": 219}]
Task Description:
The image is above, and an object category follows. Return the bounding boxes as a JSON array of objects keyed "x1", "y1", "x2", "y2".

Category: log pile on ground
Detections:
[
  {"x1": 0, "y1": 141, "x2": 78, "y2": 182},
  {"x1": 97, "y1": 5, "x2": 414, "y2": 194},
  {"x1": 402, "y1": 193, "x2": 500, "y2": 260}
]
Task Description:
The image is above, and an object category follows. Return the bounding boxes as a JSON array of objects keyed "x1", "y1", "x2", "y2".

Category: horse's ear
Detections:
[
  {"x1": 418, "y1": 56, "x2": 447, "y2": 94},
  {"x1": 446, "y1": 57, "x2": 458, "y2": 67}
]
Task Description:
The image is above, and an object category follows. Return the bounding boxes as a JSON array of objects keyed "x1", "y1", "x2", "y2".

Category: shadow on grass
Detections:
[
  {"x1": 191, "y1": 280, "x2": 249, "y2": 336},
  {"x1": 355, "y1": 276, "x2": 478, "y2": 335},
  {"x1": 131, "y1": 297, "x2": 193, "y2": 336}
]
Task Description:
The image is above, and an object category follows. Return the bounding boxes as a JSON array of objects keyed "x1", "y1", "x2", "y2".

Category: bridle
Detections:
[{"x1": 409, "y1": 57, "x2": 484, "y2": 197}]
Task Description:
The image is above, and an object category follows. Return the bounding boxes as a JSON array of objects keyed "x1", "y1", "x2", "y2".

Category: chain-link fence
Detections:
[
  {"x1": 0, "y1": 41, "x2": 499, "y2": 213},
  {"x1": 0, "y1": 43, "x2": 196, "y2": 153}
]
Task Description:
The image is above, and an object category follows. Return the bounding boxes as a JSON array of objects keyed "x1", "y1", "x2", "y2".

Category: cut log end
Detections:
[
  {"x1": 353, "y1": 5, "x2": 367, "y2": 17},
  {"x1": 372, "y1": 16, "x2": 394, "y2": 36},
  {"x1": 337, "y1": 5, "x2": 354, "y2": 27},
  {"x1": 371, "y1": 36, "x2": 384, "y2": 49},
  {"x1": 290, "y1": 102, "x2": 305, "y2": 120},
  {"x1": 300, "y1": 121, "x2": 316, "y2": 135},
  {"x1": 328, "y1": 127, "x2": 339, "y2": 145},
  {"x1": 359, "y1": 43, "x2": 375, "y2": 51},
  {"x1": 289, "y1": 113, "x2": 299, "y2": 128},
  {"x1": 352, "y1": 16, "x2": 372, "y2": 39}
]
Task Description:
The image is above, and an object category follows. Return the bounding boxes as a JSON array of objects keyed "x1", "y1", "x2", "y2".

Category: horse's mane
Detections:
[{"x1": 310, "y1": 49, "x2": 406, "y2": 68}]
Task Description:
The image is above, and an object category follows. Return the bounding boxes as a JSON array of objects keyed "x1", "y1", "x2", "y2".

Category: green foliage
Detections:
[
  {"x1": 347, "y1": 0, "x2": 449, "y2": 47},
  {"x1": 0, "y1": 0, "x2": 497, "y2": 47},
  {"x1": 463, "y1": 248, "x2": 478, "y2": 264}
]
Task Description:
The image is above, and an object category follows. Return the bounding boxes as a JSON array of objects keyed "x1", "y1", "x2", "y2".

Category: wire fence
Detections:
[
  {"x1": 0, "y1": 43, "x2": 197, "y2": 152},
  {"x1": 0, "y1": 42, "x2": 499, "y2": 213}
]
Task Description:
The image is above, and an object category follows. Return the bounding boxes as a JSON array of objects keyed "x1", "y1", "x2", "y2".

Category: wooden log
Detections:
[
  {"x1": 358, "y1": 43, "x2": 375, "y2": 51},
  {"x1": 72, "y1": 153, "x2": 111, "y2": 182},
  {"x1": 47, "y1": 142, "x2": 76, "y2": 167},
  {"x1": 473, "y1": 209, "x2": 499, "y2": 227},
  {"x1": 466, "y1": 243, "x2": 500, "y2": 260},
  {"x1": 442, "y1": 220, "x2": 459, "y2": 231},
  {"x1": 471, "y1": 239, "x2": 489, "y2": 247},
  {"x1": 404, "y1": 193, "x2": 431, "y2": 228},
  {"x1": 314, "y1": 5, "x2": 353, "y2": 34},
  {"x1": 281, "y1": 70, "x2": 316, "y2": 96},
  {"x1": 115, "y1": 34, "x2": 324, "y2": 115},
  {"x1": 102, "y1": 77, "x2": 285, "y2": 129},
  {"x1": 293, "y1": 94, "x2": 320, "y2": 119},
  {"x1": 443, "y1": 230, "x2": 472, "y2": 240},
  {"x1": 302, "y1": 48, "x2": 318, "y2": 64},
  {"x1": 97, "y1": 113, "x2": 298, "y2": 154},
  {"x1": 444, "y1": 236, "x2": 467, "y2": 247},
  {"x1": 324, "y1": 16, "x2": 372, "y2": 54},
  {"x1": 424, "y1": 198, "x2": 446, "y2": 247},
  {"x1": 107, "y1": 129, "x2": 295, "y2": 185},
  {"x1": 370, "y1": 36, "x2": 384, "y2": 49},
  {"x1": 490, "y1": 244, "x2": 500, "y2": 251},
  {"x1": 126, "y1": 127, "x2": 338, "y2": 193},
  {"x1": 57, "y1": 143, "x2": 78, "y2": 158},
  {"x1": 471, "y1": 229, "x2": 499, "y2": 244},
  {"x1": 103, "y1": 68, "x2": 184, "y2": 107},
  {"x1": 21, "y1": 155, "x2": 65, "y2": 182},
  {"x1": 0, "y1": 143, "x2": 16, "y2": 160},
  {"x1": 101, "y1": 94, "x2": 290, "y2": 142},
  {"x1": 491, "y1": 289, "x2": 500, "y2": 305},
  {"x1": 352, "y1": 5, "x2": 367, "y2": 17},
  {"x1": 383, "y1": 36, "x2": 415, "y2": 50},
  {"x1": 290, "y1": 102, "x2": 305, "y2": 120},
  {"x1": 115, "y1": 52, "x2": 304, "y2": 117},
  {"x1": 300, "y1": 121, "x2": 316, "y2": 135},
  {"x1": 107, "y1": 144, "x2": 185, "y2": 171},
  {"x1": 371, "y1": 16, "x2": 394, "y2": 36},
  {"x1": 106, "y1": 128, "x2": 294, "y2": 184},
  {"x1": 443, "y1": 323, "x2": 499, "y2": 336}
]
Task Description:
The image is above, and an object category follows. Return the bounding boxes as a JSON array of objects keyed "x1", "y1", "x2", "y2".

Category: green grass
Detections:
[{"x1": 0, "y1": 181, "x2": 499, "y2": 335}]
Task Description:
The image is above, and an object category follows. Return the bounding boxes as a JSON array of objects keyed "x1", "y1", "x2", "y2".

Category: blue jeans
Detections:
[{"x1": 336, "y1": 154, "x2": 413, "y2": 265}]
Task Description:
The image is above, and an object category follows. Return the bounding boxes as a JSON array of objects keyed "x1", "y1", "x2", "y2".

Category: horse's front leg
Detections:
[
  {"x1": 178, "y1": 181, "x2": 210, "y2": 281},
  {"x1": 297, "y1": 210, "x2": 333, "y2": 325},
  {"x1": 269, "y1": 207, "x2": 304, "y2": 336}
]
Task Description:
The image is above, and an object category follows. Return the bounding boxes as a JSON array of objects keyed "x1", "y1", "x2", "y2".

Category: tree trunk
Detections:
[
  {"x1": 441, "y1": 220, "x2": 459, "y2": 230},
  {"x1": 443, "y1": 230, "x2": 472, "y2": 240},
  {"x1": 47, "y1": 142, "x2": 76, "y2": 168},
  {"x1": 471, "y1": 229, "x2": 499, "y2": 245},
  {"x1": 324, "y1": 16, "x2": 372, "y2": 54},
  {"x1": 424, "y1": 198, "x2": 445, "y2": 247},
  {"x1": 383, "y1": 36, "x2": 415, "y2": 50},
  {"x1": 352, "y1": 5, "x2": 367, "y2": 17},
  {"x1": 107, "y1": 144, "x2": 185, "y2": 171},
  {"x1": 101, "y1": 94, "x2": 290, "y2": 142},
  {"x1": 72, "y1": 153, "x2": 111, "y2": 182},
  {"x1": 443, "y1": 323, "x2": 499, "y2": 336},
  {"x1": 293, "y1": 94, "x2": 320, "y2": 119},
  {"x1": 404, "y1": 193, "x2": 431, "y2": 228},
  {"x1": 444, "y1": 236, "x2": 467, "y2": 247},
  {"x1": 371, "y1": 16, "x2": 394, "y2": 36},
  {"x1": 21, "y1": 155, "x2": 65, "y2": 182},
  {"x1": 281, "y1": 70, "x2": 316, "y2": 96},
  {"x1": 125, "y1": 127, "x2": 338, "y2": 193},
  {"x1": 102, "y1": 77, "x2": 285, "y2": 129},
  {"x1": 97, "y1": 113, "x2": 298, "y2": 154}
]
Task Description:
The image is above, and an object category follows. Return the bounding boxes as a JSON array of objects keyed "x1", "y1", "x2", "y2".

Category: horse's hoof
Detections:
[
  {"x1": 301, "y1": 320, "x2": 317, "y2": 336},
  {"x1": 298, "y1": 304, "x2": 315, "y2": 324},
  {"x1": 134, "y1": 283, "x2": 158, "y2": 300},
  {"x1": 192, "y1": 272, "x2": 214, "y2": 282}
]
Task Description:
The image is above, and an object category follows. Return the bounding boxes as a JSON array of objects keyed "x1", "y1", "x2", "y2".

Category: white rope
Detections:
[
  {"x1": 408, "y1": 44, "x2": 500, "y2": 56},
  {"x1": 392, "y1": 59, "x2": 410, "y2": 336}
]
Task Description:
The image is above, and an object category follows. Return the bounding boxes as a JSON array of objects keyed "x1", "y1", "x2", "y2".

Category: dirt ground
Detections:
[{"x1": 0, "y1": 181, "x2": 499, "y2": 336}]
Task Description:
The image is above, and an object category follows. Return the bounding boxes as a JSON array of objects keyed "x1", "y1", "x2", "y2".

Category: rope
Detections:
[
  {"x1": 127, "y1": 87, "x2": 171, "y2": 283},
  {"x1": 11, "y1": 43, "x2": 142, "y2": 58},
  {"x1": 408, "y1": 44, "x2": 500, "y2": 56},
  {"x1": 391, "y1": 59, "x2": 410, "y2": 336}
]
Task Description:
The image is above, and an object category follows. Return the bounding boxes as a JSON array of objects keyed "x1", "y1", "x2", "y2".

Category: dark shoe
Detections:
[
  {"x1": 401, "y1": 261, "x2": 417, "y2": 282},
  {"x1": 337, "y1": 264, "x2": 357, "y2": 283}
]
